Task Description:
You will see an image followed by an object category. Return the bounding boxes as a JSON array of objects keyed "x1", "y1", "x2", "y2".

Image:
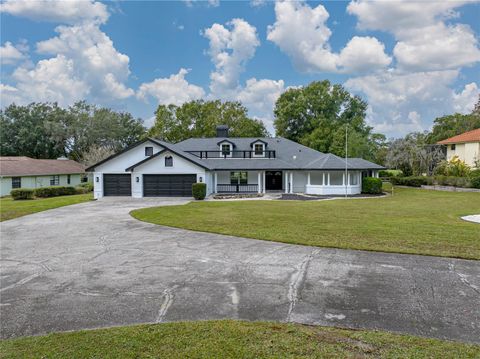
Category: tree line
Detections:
[{"x1": 1, "y1": 80, "x2": 479, "y2": 170}]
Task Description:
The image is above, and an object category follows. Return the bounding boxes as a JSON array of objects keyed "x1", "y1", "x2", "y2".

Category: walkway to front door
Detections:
[{"x1": 266, "y1": 171, "x2": 283, "y2": 190}]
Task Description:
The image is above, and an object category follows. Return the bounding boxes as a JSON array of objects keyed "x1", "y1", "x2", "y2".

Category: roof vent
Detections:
[{"x1": 216, "y1": 125, "x2": 229, "y2": 138}]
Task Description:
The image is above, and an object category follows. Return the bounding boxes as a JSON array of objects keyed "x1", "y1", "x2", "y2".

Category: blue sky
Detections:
[{"x1": 1, "y1": 0, "x2": 479, "y2": 138}]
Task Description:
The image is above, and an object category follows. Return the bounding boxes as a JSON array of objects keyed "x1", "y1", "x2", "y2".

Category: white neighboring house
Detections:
[
  {"x1": 0, "y1": 156, "x2": 85, "y2": 196},
  {"x1": 437, "y1": 128, "x2": 480, "y2": 168},
  {"x1": 86, "y1": 126, "x2": 384, "y2": 199}
]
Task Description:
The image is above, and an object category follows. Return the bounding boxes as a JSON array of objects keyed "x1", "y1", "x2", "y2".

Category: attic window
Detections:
[
  {"x1": 221, "y1": 143, "x2": 232, "y2": 157},
  {"x1": 165, "y1": 156, "x2": 173, "y2": 167},
  {"x1": 145, "y1": 147, "x2": 153, "y2": 156},
  {"x1": 254, "y1": 143, "x2": 264, "y2": 156},
  {"x1": 451, "y1": 144, "x2": 456, "y2": 151}
]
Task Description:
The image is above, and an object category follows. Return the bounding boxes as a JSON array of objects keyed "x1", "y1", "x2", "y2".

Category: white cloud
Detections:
[
  {"x1": 11, "y1": 55, "x2": 90, "y2": 106},
  {"x1": 236, "y1": 78, "x2": 285, "y2": 129},
  {"x1": 337, "y1": 36, "x2": 391, "y2": 73},
  {"x1": 0, "y1": 41, "x2": 27, "y2": 65},
  {"x1": 0, "y1": 0, "x2": 109, "y2": 24},
  {"x1": 183, "y1": 0, "x2": 220, "y2": 8},
  {"x1": 0, "y1": 83, "x2": 22, "y2": 106},
  {"x1": 203, "y1": 18, "x2": 260, "y2": 95},
  {"x1": 3, "y1": 22, "x2": 133, "y2": 106},
  {"x1": 137, "y1": 68, "x2": 205, "y2": 105},
  {"x1": 345, "y1": 69, "x2": 479, "y2": 136},
  {"x1": 347, "y1": 0, "x2": 480, "y2": 71},
  {"x1": 266, "y1": 1, "x2": 390, "y2": 74},
  {"x1": 250, "y1": 0, "x2": 267, "y2": 7}
]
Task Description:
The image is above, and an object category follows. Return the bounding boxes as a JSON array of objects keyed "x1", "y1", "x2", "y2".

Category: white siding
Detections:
[{"x1": 1, "y1": 174, "x2": 83, "y2": 197}]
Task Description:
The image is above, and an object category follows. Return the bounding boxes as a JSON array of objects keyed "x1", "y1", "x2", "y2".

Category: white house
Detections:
[
  {"x1": 86, "y1": 126, "x2": 384, "y2": 199},
  {"x1": 0, "y1": 156, "x2": 85, "y2": 196}
]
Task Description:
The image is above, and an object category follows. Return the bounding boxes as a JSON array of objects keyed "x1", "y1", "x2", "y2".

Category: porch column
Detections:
[
  {"x1": 262, "y1": 171, "x2": 266, "y2": 193},
  {"x1": 214, "y1": 172, "x2": 218, "y2": 193},
  {"x1": 342, "y1": 173, "x2": 345, "y2": 186},
  {"x1": 257, "y1": 171, "x2": 261, "y2": 193},
  {"x1": 322, "y1": 172, "x2": 325, "y2": 187},
  {"x1": 347, "y1": 172, "x2": 350, "y2": 186},
  {"x1": 289, "y1": 172, "x2": 294, "y2": 193},
  {"x1": 327, "y1": 172, "x2": 330, "y2": 186},
  {"x1": 307, "y1": 172, "x2": 311, "y2": 185},
  {"x1": 284, "y1": 172, "x2": 289, "y2": 193}
]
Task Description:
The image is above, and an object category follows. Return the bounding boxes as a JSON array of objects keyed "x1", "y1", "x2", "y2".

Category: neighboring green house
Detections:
[{"x1": 0, "y1": 156, "x2": 85, "y2": 197}]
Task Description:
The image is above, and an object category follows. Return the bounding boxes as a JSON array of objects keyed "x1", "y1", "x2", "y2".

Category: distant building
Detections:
[
  {"x1": 0, "y1": 156, "x2": 85, "y2": 196},
  {"x1": 437, "y1": 128, "x2": 480, "y2": 168}
]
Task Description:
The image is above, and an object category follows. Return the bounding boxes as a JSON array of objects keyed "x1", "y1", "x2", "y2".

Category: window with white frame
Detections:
[
  {"x1": 230, "y1": 172, "x2": 247, "y2": 185},
  {"x1": 165, "y1": 155, "x2": 173, "y2": 167},
  {"x1": 50, "y1": 175, "x2": 59, "y2": 186},
  {"x1": 221, "y1": 143, "x2": 232, "y2": 157},
  {"x1": 253, "y1": 143, "x2": 264, "y2": 156},
  {"x1": 310, "y1": 172, "x2": 323, "y2": 185},
  {"x1": 330, "y1": 172, "x2": 343, "y2": 185},
  {"x1": 145, "y1": 146, "x2": 153, "y2": 156}
]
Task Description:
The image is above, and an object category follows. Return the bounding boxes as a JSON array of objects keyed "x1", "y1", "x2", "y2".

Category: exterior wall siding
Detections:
[
  {"x1": 446, "y1": 142, "x2": 479, "y2": 167},
  {"x1": 0, "y1": 174, "x2": 82, "y2": 197}
]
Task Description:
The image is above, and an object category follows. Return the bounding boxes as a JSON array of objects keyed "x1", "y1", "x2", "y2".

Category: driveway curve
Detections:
[{"x1": 1, "y1": 198, "x2": 479, "y2": 343}]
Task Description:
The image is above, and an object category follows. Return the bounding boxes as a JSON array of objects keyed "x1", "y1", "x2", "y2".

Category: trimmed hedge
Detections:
[
  {"x1": 379, "y1": 169, "x2": 403, "y2": 178},
  {"x1": 11, "y1": 188, "x2": 34, "y2": 200},
  {"x1": 192, "y1": 182, "x2": 207, "y2": 200},
  {"x1": 34, "y1": 186, "x2": 77, "y2": 198},
  {"x1": 470, "y1": 169, "x2": 480, "y2": 189},
  {"x1": 77, "y1": 182, "x2": 94, "y2": 192},
  {"x1": 390, "y1": 176, "x2": 431, "y2": 187},
  {"x1": 362, "y1": 177, "x2": 383, "y2": 194}
]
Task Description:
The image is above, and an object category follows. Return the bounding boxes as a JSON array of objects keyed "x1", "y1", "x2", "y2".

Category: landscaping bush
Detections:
[
  {"x1": 362, "y1": 177, "x2": 383, "y2": 194},
  {"x1": 75, "y1": 186, "x2": 90, "y2": 194},
  {"x1": 10, "y1": 188, "x2": 34, "y2": 200},
  {"x1": 390, "y1": 176, "x2": 430, "y2": 187},
  {"x1": 192, "y1": 182, "x2": 207, "y2": 200},
  {"x1": 379, "y1": 169, "x2": 403, "y2": 178},
  {"x1": 77, "y1": 182, "x2": 94, "y2": 192},
  {"x1": 34, "y1": 186, "x2": 77, "y2": 198},
  {"x1": 469, "y1": 169, "x2": 480, "y2": 189},
  {"x1": 434, "y1": 156, "x2": 471, "y2": 177},
  {"x1": 434, "y1": 176, "x2": 472, "y2": 188}
]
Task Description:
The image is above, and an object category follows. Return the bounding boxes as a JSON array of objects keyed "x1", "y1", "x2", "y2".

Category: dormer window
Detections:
[
  {"x1": 221, "y1": 143, "x2": 232, "y2": 157},
  {"x1": 254, "y1": 143, "x2": 264, "y2": 156}
]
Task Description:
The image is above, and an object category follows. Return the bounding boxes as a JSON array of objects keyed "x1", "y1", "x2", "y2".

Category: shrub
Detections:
[
  {"x1": 192, "y1": 182, "x2": 207, "y2": 200},
  {"x1": 435, "y1": 176, "x2": 472, "y2": 188},
  {"x1": 434, "y1": 156, "x2": 471, "y2": 177},
  {"x1": 362, "y1": 177, "x2": 383, "y2": 194},
  {"x1": 77, "y1": 182, "x2": 93, "y2": 192},
  {"x1": 470, "y1": 169, "x2": 480, "y2": 189},
  {"x1": 34, "y1": 186, "x2": 77, "y2": 198},
  {"x1": 75, "y1": 186, "x2": 90, "y2": 194},
  {"x1": 10, "y1": 188, "x2": 34, "y2": 200},
  {"x1": 390, "y1": 176, "x2": 430, "y2": 187},
  {"x1": 379, "y1": 169, "x2": 403, "y2": 178}
]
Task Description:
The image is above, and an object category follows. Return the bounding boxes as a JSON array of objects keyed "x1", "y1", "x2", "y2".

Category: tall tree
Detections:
[
  {"x1": 0, "y1": 101, "x2": 145, "y2": 160},
  {"x1": 427, "y1": 112, "x2": 480, "y2": 144},
  {"x1": 148, "y1": 100, "x2": 268, "y2": 142},
  {"x1": 273, "y1": 80, "x2": 384, "y2": 162}
]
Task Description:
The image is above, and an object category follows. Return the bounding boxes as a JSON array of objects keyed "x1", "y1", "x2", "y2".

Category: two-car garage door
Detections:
[
  {"x1": 103, "y1": 174, "x2": 196, "y2": 197},
  {"x1": 143, "y1": 174, "x2": 196, "y2": 197}
]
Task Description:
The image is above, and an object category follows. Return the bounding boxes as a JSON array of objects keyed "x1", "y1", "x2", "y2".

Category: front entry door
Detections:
[{"x1": 265, "y1": 171, "x2": 283, "y2": 190}]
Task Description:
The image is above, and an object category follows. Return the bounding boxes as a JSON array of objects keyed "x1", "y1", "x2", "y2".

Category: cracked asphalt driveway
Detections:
[{"x1": 1, "y1": 198, "x2": 479, "y2": 343}]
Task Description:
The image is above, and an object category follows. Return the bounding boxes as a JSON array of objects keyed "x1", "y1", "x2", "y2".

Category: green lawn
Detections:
[
  {"x1": 131, "y1": 187, "x2": 480, "y2": 260},
  {"x1": 0, "y1": 193, "x2": 93, "y2": 221},
  {"x1": 1, "y1": 320, "x2": 478, "y2": 358}
]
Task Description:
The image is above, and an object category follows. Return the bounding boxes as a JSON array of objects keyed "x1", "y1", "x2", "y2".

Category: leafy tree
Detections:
[
  {"x1": 0, "y1": 101, "x2": 145, "y2": 160},
  {"x1": 148, "y1": 100, "x2": 268, "y2": 142},
  {"x1": 386, "y1": 133, "x2": 444, "y2": 176},
  {"x1": 273, "y1": 80, "x2": 384, "y2": 162},
  {"x1": 427, "y1": 112, "x2": 480, "y2": 144},
  {"x1": 0, "y1": 103, "x2": 66, "y2": 158},
  {"x1": 79, "y1": 144, "x2": 116, "y2": 167}
]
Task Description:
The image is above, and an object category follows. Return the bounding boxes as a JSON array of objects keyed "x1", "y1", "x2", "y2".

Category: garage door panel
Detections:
[
  {"x1": 143, "y1": 174, "x2": 196, "y2": 197},
  {"x1": 104, "y1": 174, "x2": 131, "y2": 196}
]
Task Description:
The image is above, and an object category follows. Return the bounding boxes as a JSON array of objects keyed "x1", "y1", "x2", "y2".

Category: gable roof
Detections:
[
  {"x1": 437, "y1": 128, "x2": 480, "y2": 144},
  {"x1": 0, "y1": 157, "x2": 84, "y2": 177}
]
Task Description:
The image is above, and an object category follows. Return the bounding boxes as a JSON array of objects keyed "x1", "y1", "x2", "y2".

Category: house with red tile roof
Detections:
[
  {"x1": 0, "y1": 156, "x2": 85, "y2": 196},
  {"x1": 437, "y1": 128, "x2": 480, "y2": 168}
]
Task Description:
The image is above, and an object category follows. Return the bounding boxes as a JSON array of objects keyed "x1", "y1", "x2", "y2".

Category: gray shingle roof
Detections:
[{"x1": 172, "y1": 137, "x2": 384, "y2": 170}]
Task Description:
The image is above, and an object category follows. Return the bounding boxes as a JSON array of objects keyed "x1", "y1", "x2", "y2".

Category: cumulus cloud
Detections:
[
  {"x1": 203, "y1": 18, "x2": 260, "y2": 95},
  {"x1": 266, "y1": 1, "x2": 391, "y2": 74},
  {"x1": 0, "y1": 0, "x2": 109, "y2": 24},
  {"x1": 347, "y1": 0, "x2": 480, "y2": 71},
  {"x1": 0, "y1": 41, "x2": 28, "y2": 65},
  {"x1": 345, "y1": 69, "x2": 479, "y2": 136},
  {"x1": 137, "y1": 68, "x2": 205, "y2": 105}
]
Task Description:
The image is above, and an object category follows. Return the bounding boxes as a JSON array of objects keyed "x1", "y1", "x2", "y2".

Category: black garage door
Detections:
[
  {"x1": 103, "y1": 174, "x2": 131, "y2": 196},
  {"x1": 143, "y1": 174, "x2": 196, "y2": 197}
]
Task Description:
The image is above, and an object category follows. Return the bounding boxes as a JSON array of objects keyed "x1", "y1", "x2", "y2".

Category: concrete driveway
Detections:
[{"x1": 1, "y1": 198, "x2": 479, "y2": 343}]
